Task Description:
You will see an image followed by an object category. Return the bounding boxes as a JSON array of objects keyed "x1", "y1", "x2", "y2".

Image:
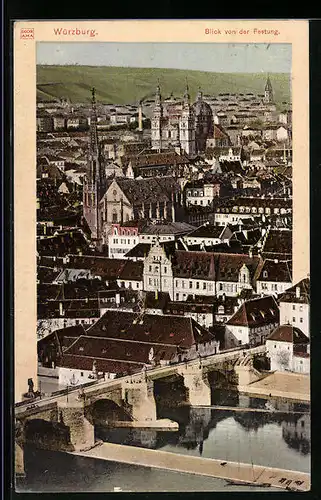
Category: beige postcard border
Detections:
[{"x1": 13, "y1": 20, "x2": 309, "y2": 399}]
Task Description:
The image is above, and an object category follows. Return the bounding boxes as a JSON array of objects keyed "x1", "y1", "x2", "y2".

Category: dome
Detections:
[{"x1": 191, "y1": 97, "x2": 213, "y2": 117}]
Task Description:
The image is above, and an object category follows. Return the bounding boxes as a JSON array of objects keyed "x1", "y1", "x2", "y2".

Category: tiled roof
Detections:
[
  {"x1": 278, "y1": 278, "x2": 310, "y2": 304},
  {"x1": 65, "y1": 255, "x2": 143, "y2": 282},
  {"x1": 62, "y1": 335, "x2": 178, "y2": 365},
  {"x1": 262, "y1": 229, "x2": 292, "y2": 256},
  {"x1": 226, "y1": 295, "x2": 279, "y2": 327},
  {"x1": 267, "y1": 325, "x2": 309, "y2": 344},
  {"x1": 257, "y1": 259, "x2": 292, "y2": 283},
  {"x1": 114, "y1": 177, "x2": 180, "y2": 205},
  {"x1": 87, "y1": 311, "x2": 214, "y2": 348},
  {"x1": 185, "y1": 224, "x2": 224, "y2": 239},
  {"x1": 141, "y1": 222, "x2": 195, "y2": 236}
]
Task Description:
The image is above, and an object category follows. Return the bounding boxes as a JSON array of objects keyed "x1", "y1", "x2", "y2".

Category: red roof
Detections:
[
  {"x1": 267, "y1": 325, "x2": 309, "y2": 344},
  {"x1": 227, "y1": 295, "x2": 279, "y2": 327}
]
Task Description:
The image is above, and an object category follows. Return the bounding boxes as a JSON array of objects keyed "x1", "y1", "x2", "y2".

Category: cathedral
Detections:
[
  {"x1": 83, "y1": 88, "x2": 181, "y2": 247},
  {"x1": 151, "y1": 84, "x2": 214, "y2": 156}
]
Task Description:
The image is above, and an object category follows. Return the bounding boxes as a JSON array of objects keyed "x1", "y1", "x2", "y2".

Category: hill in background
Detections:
[{"x1": 37, "y1": 65, "x2": 291, "y2": 107}]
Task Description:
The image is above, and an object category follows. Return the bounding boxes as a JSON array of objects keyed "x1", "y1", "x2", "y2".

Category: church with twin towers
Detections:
[
  {"x1": 151, "y1": 83, "x2": 214, "y2": 156},
  {"x1": 151, "y1": 76, "x2": 274, "y2": 156}
]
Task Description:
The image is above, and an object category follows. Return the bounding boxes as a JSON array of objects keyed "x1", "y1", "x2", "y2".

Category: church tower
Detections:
[
  {"x1": 179, "y1": 83, "x2": 195, "y2": 156},
  {"x1": 264, "y1": 75, "x2": 274, "y2": 103},
  {"x1": 151, "y1": 84, "x2": 163, "y2": 151},
  {"x1": 83, "y1": 88, "x2": 105, "y2": 241}
]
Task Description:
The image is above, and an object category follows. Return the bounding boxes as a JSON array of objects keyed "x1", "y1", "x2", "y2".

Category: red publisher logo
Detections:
[{"x1": 20, "y1": 28, "x2": 34, "y2": 39}]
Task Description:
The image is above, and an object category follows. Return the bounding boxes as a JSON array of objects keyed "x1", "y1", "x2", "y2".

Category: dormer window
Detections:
[{"x1": 263, "y1": 271, "x2": 268, "y2": 278}]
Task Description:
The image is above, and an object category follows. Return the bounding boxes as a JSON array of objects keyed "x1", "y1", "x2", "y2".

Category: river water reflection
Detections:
[{"x1": 19, "y1": 392, "x2": 310, "y2": 493}]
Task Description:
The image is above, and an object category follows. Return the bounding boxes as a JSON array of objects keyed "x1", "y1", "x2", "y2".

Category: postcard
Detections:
[{"x1": 13, "y1": 19, "x2": 310, "y2": 493}]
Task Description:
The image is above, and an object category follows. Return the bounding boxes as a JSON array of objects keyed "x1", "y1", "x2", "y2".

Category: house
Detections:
[
  {"x1": 143, "y1": 240, "x2": 263, "y2": 301},
  {"x1": 266, "y1": 325, "x2": 309, "y2": 373},
  {"x1": 52, "y1": 114, "x2": 67, "y2": 131},
  {"x1": 108, "y1": 221, "x2": 141, "y2": 259},
  {"x1": 256, "y1": 259, "x2": 292, "y2": 296},
  {"x1": 66, "y1": 115, "x2": 88, "y2": 130},
  {"x1": 37, "y1": 111, "x2": 54, "y2": 132},
  {"x1": 225, "y1": 295, "x2": 279, "y2": 347},
  {"x1": 183, "y1": 224, "x2": 232, "y2": 248},
  {"x1": 206, "y1": 124, "x2": 231, "y2": 148},
  {"x1": 38, "y1": 310, "x2": 220, "y2": 386},
  {"x1": 261, "y1": 228, "x2": 292, "y2": 261},
  {"x1": 185, "y1": 179, "x2": 221, "y2": 206},
  {"x1": 278, "y1": 278, "x2": 310, "y2": 338}
]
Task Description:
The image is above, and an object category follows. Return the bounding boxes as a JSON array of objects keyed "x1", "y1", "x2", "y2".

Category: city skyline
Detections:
[{"x1": 37, "y1": 42, "x2": 292, "y2": 74}]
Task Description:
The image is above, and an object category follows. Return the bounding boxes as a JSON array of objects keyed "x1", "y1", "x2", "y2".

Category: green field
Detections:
[{"x1": 37, "y1": 65, "x2": 291, "y2": 106}]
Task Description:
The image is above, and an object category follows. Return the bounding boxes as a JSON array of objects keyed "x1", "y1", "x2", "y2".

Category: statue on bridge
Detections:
[{"x1": 23, "y1": 378, "x2": 36, "y2": 399}]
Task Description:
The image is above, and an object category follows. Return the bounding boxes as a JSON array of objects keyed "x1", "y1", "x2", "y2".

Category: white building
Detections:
[
  {"x1": 183, "y1": 224, "x2": 232, "y2": 248},
  {"x1": 185, "y1": 181, "x2": 221, "y2": 207},
  {"x1": 225, "y1": 295, "x2": 279, "y2": 347},
  {"x1": 256, "y1": 259, "x2": 292, "y2": 296},
  {"x1": 278, "y1": 278, "x2": 310, "y2": 337},
  {"x1": 266, "y1": 325, "x2": 310, "y2": 374}
]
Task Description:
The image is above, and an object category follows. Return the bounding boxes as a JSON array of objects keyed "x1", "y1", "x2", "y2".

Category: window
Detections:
[
  {"x1": 149, "y1": 278, "x2": 152, "y2": 285},
  {"x1": 274, "y1": 344, "x2": 276, "y2": 348},
  {"x1": 203, "y1": 282, "x2": 206, "y2": 290},
  {"x1": 189, "y1": 281, "x2": 193, "y2": 289},
  {"x1": 196, "y1": 282, "x2": 200, "y2": 289},
  {"x1": 293, "y1": 305, "x2": 296, "y2": 311},
  {"x1": 293, "y1": 317, "x2": 296, "y2": 322},
  {"x1": 149, "y1": 265, "x2": 152, "y2": 272},
  {"x1": 300, "y1": 318, "x2": 303, "y2": 323},
  {"x1": 164, "y1": 266, "x2": 167, "y2": 274},
  {"x1": 80, "y1": 372, "x2": 84, "y2": 377},
  {"x1": 299, "y1": 305, "x2": 303, "y2": 312},
  {"x1": 176, "y1": 293, "x2": 179, "y2": 300}
]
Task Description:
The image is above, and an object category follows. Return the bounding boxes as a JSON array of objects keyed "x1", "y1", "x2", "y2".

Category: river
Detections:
[{"x1": 17, "y1": 391, "x2": 310, "y2": 493}]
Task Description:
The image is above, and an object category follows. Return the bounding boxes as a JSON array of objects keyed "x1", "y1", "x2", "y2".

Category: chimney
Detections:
[{"x1": 296, "y1": 286, "x2": 300, "y2": 299}]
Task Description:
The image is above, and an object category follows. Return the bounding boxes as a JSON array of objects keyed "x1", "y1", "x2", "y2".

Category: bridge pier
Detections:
[
  {"x1": 179, "y1": 365, "x2": 211, "y2": 406},
  {"x1": 15, "y1": 441, "x2": 25, "y2": 478},
  {"x1": 58, "y1": 400, "x2": 95, "y2": 451},
  {"x1": 122, "y1": 377, "x2": 157, "y2": 421}
]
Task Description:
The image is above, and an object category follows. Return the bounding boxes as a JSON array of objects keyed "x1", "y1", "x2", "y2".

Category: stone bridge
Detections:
[{"x1": 15, "y1": 345, "x2": 266, "y2": 477}]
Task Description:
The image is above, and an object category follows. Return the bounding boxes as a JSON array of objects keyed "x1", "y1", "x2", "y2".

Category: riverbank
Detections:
[
  {"x1": 239, "y1": 371, "x2": 310, "y2": 402},
  {"x1": 71, "y1": 442, "x2": 310, "y2": 491}
]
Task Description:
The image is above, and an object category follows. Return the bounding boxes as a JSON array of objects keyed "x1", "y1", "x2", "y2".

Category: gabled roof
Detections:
[
  {"x1": 257, "y1": 259, "x2": 292, "y2": 283},
  {"x1": 226, "y1": 295, "x2": 279, "y2": 327},
  {"x1": 185, "y1": 224, "x2": 224, "y2": 239},
  {"x1": 279, "y1": 278, "x2": 310, "y2": 304},
  {"x1": 111, "y1": 176, "x2": 180, "y2": 204},
  {"x1": 267, "y1": 325, "x2": 309, "y2": 344},
  {"x1": 87, "y1": 310, "x2": 214, "y2": 348}
]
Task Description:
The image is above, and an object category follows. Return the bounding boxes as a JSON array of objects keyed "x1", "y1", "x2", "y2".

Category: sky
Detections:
[{"x1": 37, "y1": 42, "x2": 291, "y2": 73}]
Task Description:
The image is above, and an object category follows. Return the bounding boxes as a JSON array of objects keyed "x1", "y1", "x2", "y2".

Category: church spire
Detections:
[
  {"x1": 183, "y1": 80, "x2": 190, "y2": 106},
  {"x1": 89, "y1": 87, "x2": 99, "y2": 155},
  {"x1": 197, "y1": 86, "x2": 203, "y2": 101},
  {"x1": 264, "y1": 74, "x2": 274, "y2": 103}
]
